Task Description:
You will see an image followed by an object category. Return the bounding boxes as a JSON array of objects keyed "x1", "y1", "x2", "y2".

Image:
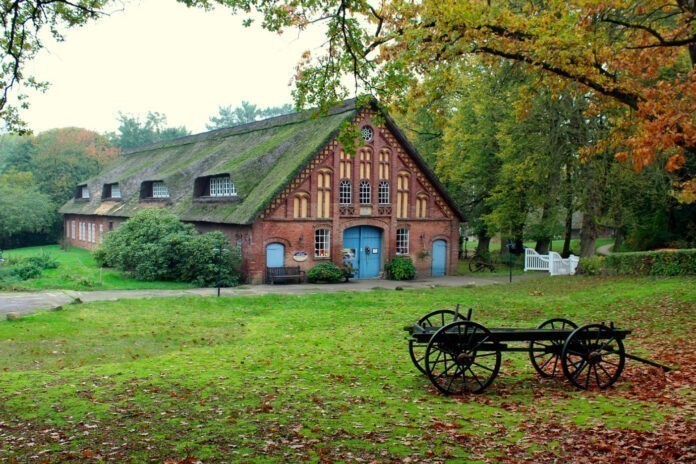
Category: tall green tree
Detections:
[
  {"x1": 109, "y1": 112, "x2": 189, "y2": 151},
  {"x1": 0, "y1": 172, "x2": 56, "y2": 248},
  {"x1": 206, "y1": 101, "x2": 294, "y2": 130}
]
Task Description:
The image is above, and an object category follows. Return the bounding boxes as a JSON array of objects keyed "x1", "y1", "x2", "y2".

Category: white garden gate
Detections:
[{"x1": 524, "y1": 248, "x2": 579, "y2": 276}]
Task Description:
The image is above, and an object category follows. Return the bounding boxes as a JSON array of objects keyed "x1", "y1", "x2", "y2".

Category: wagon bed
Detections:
[{"x1": 407, "y1": 308, "x2": 668, "y2": 395}]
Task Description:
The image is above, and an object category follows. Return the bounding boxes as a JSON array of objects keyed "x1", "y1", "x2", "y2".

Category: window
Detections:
[
  {"x1": 71, "y1": 220, "x2": 76, "y2": 240},
  {"x1": 314, "y1": 229, "x2": 330, "y2": 258},
  {"x1": 103, "y1": 183, "x2": 121, "y2": 200},
  {"x1": 339, "y1": 150, "x2": 352, "y2": 179},
  {"x1": 152, "y1": 181, "x2": 169, "y2": 198},
  {"x1": 378, "y1": 180, "x2": 390, "y2": 204},
  {"x1": 359, "y1": 180, "x2": 371, "y2": 204},
  {"x1": 359, "y1": 148, "x2": 372, "y2": 179},
  {"x1": 209, "y1": 175, "x2": 237, "y2": 197},
  {"x1": 339, "y1": 180, "x2": 352, "y2": 204},
  {"x1": 77, "y1": 185, "x2": 90, "y2": 199},
  {"x1": 396, "y1": 228, "x2": 409, "y2": 255},
  {"x1": 397, "y1": 171, "x2": 410, "y2": 218},
  {"x1": 99, "y1": 224, "x2": 104, "y2": 243},
  {"x1": 317, "y1": 169, "x2": 331, "y2": 218},
  {"x1": 361, "y1": 125, "x2": 374, "y2": 142},
  {"x1": 293, "y1": 193, "x2": 309, "y2": 218},
  {"x1": 416, "y1": 193, "x2": 428, "y2": 219},
  {"x1": 379, "y1": 148, "x2": 390, "y2": 180}
]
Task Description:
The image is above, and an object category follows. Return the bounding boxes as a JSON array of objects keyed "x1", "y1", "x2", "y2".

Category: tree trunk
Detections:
[
  {"x1": 476, "y1": 234, "x2": 491, "y2": 256},
  {"x1": 562, "y1": 207, "x2": 573, "y2": 257},
  {"x1": 535, "y1": 238, "x2": 551, "y2": 255},
  {"x1": 580, "y1": 213, "x2": 598, "y2": 257},
  {"x1": 613, "y1": 228, "x2": 624, "y2": 252}
]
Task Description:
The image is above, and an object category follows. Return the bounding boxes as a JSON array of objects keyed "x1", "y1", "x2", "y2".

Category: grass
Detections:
[
  {"x1": 0, "y1": 245, "x2": 194, "y2": 291},
  {"x1": 0, "y1": 275, "x2": 693, "y2": 463}
]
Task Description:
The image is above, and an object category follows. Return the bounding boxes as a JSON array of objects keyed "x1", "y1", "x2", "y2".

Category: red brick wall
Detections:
[{"x1": 62, "y1": 214, "x2": 125, "y2": 250}]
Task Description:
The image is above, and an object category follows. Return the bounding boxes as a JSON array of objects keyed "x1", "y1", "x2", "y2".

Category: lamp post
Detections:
[{"x1": 213, "y1": 245, "x2": 229, "y2": 297}]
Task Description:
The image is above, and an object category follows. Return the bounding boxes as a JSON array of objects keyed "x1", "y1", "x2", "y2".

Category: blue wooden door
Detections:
[
  {"x1": 266, "y1": 243, "x2": 285, "y2": 267},
  {"x1": 432, "y1": 240, "x2": 447, "y2": 276},
  {"x1": 343, "y1": 226, "x2": 382, "y2": 278}
]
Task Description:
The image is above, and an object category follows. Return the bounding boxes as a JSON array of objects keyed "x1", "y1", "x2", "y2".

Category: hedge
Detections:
[{"x1": 602, "y1": 249, "x2": 696, "y2": 276}]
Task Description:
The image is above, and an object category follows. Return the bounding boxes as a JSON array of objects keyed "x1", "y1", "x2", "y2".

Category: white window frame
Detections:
[
  {"x1": 378, "y1": 180, "x2": 390, "y2": 204},
  {"x1": 79, "y1": 185, "x2": 90, "y2": 199},
  {"x1": 396, "y1": 228, "x2": 409, "y2": 255},
  {"x1": 209, "y1": 176, "x2": 237, "y2": 197},
  {"x1": 152, "y1": 181, "x2": 169, "y2": 198},
  {"x1": 110, "y1": 184, "x2": 121, "y2": 199},
  {"x1": 71, "y1": 220, "x2": 76, "y2": 240},
  {"x1": 314, "y1": 229, "x2": 330, "y2": 258},
  {"x1": 339, "y1": 180, "x2": 352, "y2": 205},
  {"x1": 359, "y1": 180, "x2": 371, "y2": 205}
]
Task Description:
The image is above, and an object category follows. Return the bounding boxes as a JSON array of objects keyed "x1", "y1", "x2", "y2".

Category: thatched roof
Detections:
[
  {"x1": 60, "y1": 101, "x2": 358, "y2": 224},
  {"x1": 60, "y1": 99, "x2": 464, "y2": 224}
]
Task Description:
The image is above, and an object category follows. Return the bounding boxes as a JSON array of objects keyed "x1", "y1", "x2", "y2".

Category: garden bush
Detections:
[
  {"x1": 385, "y1": 256, "x2": 416, "y2": 280},
  {"x1": 93, "y1": 210, "x2": 242, "y2": 286},
  {"x1": 603, "y1": 249, "x2": 696, "y2": 276},
  {"x1": 307, "y1": 262, "x2": 344, "y2": 283},
  {"x1": 575, "y1": 256, "x2": 605, "y2": 276},
  {"x1": 0, "y1": 250, "x2": 59, "y2": 282}
]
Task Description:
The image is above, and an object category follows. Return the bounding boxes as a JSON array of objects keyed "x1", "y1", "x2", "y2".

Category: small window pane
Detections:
[
  {"x1": 210, "y1": 176, "x2": 237, "y2": 197},
  {"x1": 152, "y1": 181, "x2": 169, "y2": 198},
  {"x1": 111, "y1": 184, "x2": 121, "y2": 199}
]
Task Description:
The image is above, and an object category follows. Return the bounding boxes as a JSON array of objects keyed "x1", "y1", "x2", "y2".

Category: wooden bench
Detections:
[{"x1": 266, "y1": 266, "x2": 306, "y2": 284}]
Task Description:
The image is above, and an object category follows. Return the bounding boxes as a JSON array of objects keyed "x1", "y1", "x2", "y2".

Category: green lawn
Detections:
[
  {"x1": 1, "y1": 276, "x2": 693, "y2": 463},
  {"x1": 0, "y1": 245, "x2": 194, "y2": 291}
]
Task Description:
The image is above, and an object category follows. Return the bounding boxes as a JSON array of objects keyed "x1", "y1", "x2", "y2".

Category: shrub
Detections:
[
  {"x1": 93, "y1": 210, "x2": 242, "y2": 286},
  {"x1": 307, "y1": 262, "x2": 344, "y2": 283},
  {"x1": 385, "y1": 256, "x2": 416, "y2": 280},
  {"x1": 603, "y1": 249, "x2": 696, "y2": 276},
  {"x1": 13, "y1": 262, "x2": 43, "y2": 280},
  {"x1": 576, "y1": 256, "x2": 605, "y2": 276}
]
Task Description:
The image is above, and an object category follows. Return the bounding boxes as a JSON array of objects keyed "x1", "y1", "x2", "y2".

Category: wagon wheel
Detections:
[
  {"x1": 529, "y1": 318, "x2": 578, "y2": 378},
  {"x1": 561, "y1": 324, "x2": 626, "y2": 390},
  {"x1": 424, "y1": 320, "x2": 501, "y2": 394},
  {"x1": 409, "y1": 309, "x2": 468, "y2": 374}
]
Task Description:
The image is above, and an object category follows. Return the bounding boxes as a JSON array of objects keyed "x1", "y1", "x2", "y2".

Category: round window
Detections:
[{"x1": 361, "y1": 125, "x2": 374, "y2": 142}]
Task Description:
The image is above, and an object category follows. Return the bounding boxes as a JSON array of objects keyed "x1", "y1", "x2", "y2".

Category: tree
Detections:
[
  {"x1": 109, "y1": 112, "x2": 189, "y2": 151},
  {"x1": 1, "y1": 0, "x2": 109, "y2": 133},
  {"x1": 206, "y1": 101, "x2": 294, "y2": 130},
  {"x1": 203, "y1": 0, "x2": 694, "y2": 200},
  {"x1": 0, "y1": 172, "x2": 56, "y2": 248}
]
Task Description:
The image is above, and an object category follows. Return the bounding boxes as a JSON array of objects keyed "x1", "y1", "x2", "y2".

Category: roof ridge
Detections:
[{"x1": 123, "y1": 99, "x2": 359, "y2": 156}]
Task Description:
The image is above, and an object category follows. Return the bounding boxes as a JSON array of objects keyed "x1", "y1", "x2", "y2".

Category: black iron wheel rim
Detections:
[
  {"x1": 425, "y1": 320, "x2": 501, "y2": 395},
  {"x1": 561, "y1": 324, "x2": 625, "y2": 390},
  {"x1": 409, "y1": 309, "x2": 467, "y2": 374},
  {"x1": 529, "y1": 318, "x2": 578, "y2": 378}
]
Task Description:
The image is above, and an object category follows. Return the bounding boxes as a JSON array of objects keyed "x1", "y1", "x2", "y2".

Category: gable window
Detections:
[
  {"x1": 316, "y1": 169, "x2": 331, "y2": 218},
  {"x1": 209, "y1": 175, "x2": 236, "y2": 197},
  {"x1": 378, "y1": 180, "x2": 390, "y2": 204},
  {"x1": 396, "y1": 228, "x2": 410, "y2": 255},
  {"x1": 416, "y1": 193, "x2": 428, "y2": 219},
  {"x1": 76, "y1": 185, "x2": 90, "y2": 200},
  {"x1": 102, "y1": 183, "x2": 121, "y2": 200},
  {"x1": 361, "y1": 125, "x2": 374, "y2": 142},
  {"x1": 359, "y1": 147, "x2": 372, "y2": 179},
  {"x1": 194, "y1": 174, "x2": 237, "y2": 200},
  {"x1": 339, "y1": 150, "x2": 352, "y2": 179},
  {"x1": 359, "y1": 180, "x2": 371, "y2": 204},
  {"x1": 397, "y1": 171, "x2": 410, "y2": 218},
  {"x1": 339, "y1": 179, "x2": 352, "y2": 205},
  {"x1": 141, "y1": 180, "x2": 170, "y2": 199},
  {"x1": 379, "y1": 148, "x2": 390, "y2": 180},
  {"x1": 293, "y1": 192, "x2": 309, "y2": 218},
  {"x1": 314, "y1": 228, "x2": 330, "y2": 258}
]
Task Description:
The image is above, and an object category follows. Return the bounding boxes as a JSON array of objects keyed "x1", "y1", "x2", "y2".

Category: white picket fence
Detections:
[{"x1": 524, "y1": 248, "x2": 579, "y2": 276}]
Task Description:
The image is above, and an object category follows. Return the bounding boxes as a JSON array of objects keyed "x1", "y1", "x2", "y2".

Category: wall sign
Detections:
[{"x1": 292, "y1": 251, "x2": 308, "y2": 262}]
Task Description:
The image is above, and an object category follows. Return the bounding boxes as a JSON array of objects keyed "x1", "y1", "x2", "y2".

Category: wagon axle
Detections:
[{"x1": 407, "y1": 308, "x2": 670, "y2": 395}]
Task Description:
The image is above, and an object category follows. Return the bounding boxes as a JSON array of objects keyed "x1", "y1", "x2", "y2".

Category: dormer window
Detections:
[
  {"x1": 141, "y1": 180, "x2": 169, "y2": 200},
  {"x1": 194, "y1": 174, "x2": 237, "y2": 200},
  {"x1": 76, "y1": 185, "x2": 90, "y2": 200},
  {"x1": 102, "y1": 183, "x2": 121, "y2": 200}
]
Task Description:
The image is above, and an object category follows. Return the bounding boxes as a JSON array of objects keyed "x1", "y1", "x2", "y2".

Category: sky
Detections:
[{"x1": 22, "y1": 0, "x2": 325, "y2": 135}]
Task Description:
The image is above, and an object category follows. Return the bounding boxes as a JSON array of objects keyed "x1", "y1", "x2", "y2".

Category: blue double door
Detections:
[{"x1": 343, "y1": 226, "x2": 382, "y2": 279}]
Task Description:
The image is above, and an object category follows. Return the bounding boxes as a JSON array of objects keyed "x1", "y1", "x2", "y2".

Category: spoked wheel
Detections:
[
  {"x1": 529, "y1": 318, "x2": 578, "y2": 378},
  {"x1": 409, "y1": 309, "x2": 467, "y2": 374},
  {"x1": 561, "y1": 324, "x2": 626, "y2": 390},
  {"x1": 424, "y1": 320, "x2": 501, "y2": 394},
  {"x1": 468, "y1": 260, "x2": 494, "y2": 273}
]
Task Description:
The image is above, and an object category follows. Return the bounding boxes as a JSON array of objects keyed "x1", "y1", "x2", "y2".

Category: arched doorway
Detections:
[
  {"x1": 343, "y1": 226, "x2": 382, "y2": 278},
  {"x1": 431, "y1": 240, "x2": 447, "y2": 276},
  {"x1": 266, "y1": 243, "x2": 285, "y2": 268}
]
